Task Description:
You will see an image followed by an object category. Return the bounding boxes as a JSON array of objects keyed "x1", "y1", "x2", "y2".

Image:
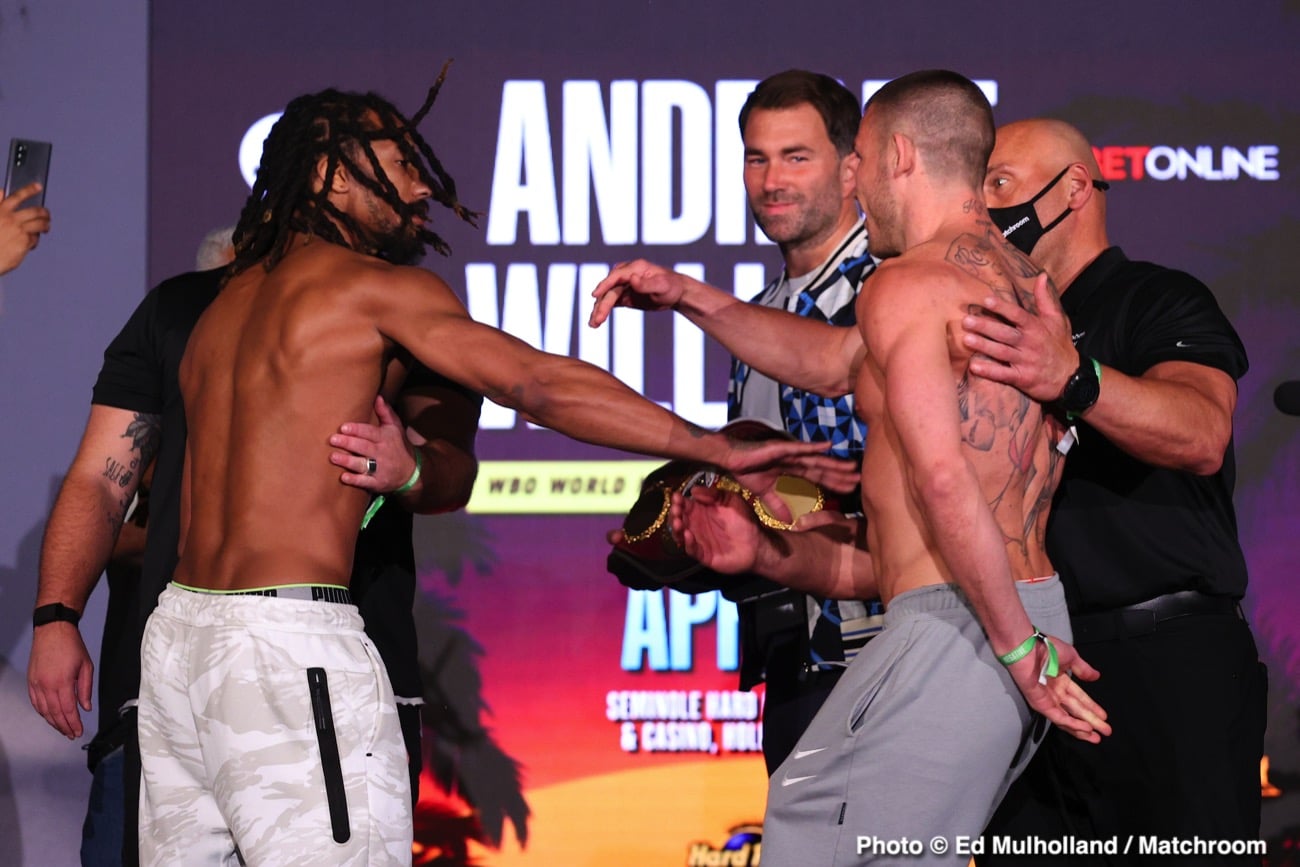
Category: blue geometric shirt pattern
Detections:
[{"x1": 726, "y1": 221, "x2": 885, "y2": 669}]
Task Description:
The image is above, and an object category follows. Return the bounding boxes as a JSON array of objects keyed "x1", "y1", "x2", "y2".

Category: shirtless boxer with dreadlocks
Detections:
[{"x1": 134, "y1": 82, "x2": 858, "y2": 866}]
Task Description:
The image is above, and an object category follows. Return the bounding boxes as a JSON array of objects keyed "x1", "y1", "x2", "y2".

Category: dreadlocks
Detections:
[{"x1": 229, "y1": 65, "x2": 476, "y2": 279}]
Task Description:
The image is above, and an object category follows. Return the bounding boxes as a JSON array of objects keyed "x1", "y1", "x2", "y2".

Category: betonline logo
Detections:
[{"x1": 1093, "y1": 144, "x2": 1279, "y2": 181}]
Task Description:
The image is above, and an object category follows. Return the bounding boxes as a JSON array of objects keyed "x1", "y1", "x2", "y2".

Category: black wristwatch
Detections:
[
  {"x1": 1058, "y1": 355, "x2": 1102, "y2": 418},
  {"x1": 32, "y1": 602, "x2": 81, "y2": 628}
]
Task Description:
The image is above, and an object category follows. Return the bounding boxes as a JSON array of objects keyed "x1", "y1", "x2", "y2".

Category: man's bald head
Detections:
[
  {"x1": 985, "y1": 118, "x2": 1110, "y2": 281},
  {"x1": 988, "y1": 119, "x2": 1102, "y2": 190}
]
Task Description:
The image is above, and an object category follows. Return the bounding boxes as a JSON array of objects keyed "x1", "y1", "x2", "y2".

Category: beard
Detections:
[
  {"x1": 372, "y1": 225, "x2": 426, "y2": 266},
  {"x1": 858, "y1": 171, "x2": 902, "y2": 259},
  {"x1": 363, "y1": 194, "x2": 428, "y2": 266},
  {"x1": 749, "y1": 183, "x2": 843, "y2": 248}
]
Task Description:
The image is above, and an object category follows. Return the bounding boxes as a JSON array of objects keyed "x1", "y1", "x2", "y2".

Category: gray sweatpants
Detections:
[{"x1": 761, "y1": 577, "x2": 1071, "y2": 866}]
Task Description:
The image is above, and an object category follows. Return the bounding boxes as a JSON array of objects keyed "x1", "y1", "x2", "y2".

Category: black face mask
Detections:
[{"x1": 987, "y1": 167, "x2": 1109, "y2": 255}]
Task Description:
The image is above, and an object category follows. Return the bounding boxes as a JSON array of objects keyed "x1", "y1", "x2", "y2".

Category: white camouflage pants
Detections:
[{"x1": 137, "y1": 584, "x2": 411, "y2": 866}]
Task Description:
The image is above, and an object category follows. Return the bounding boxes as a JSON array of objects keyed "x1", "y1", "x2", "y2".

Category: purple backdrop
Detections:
[{"x1": 0, "y1": 1, "x2": 1295, "y2": 864}]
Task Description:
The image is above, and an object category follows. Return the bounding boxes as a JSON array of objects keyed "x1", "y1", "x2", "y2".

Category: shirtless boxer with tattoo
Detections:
[{"x1": 592, "y1": 70, "x2": 1109, "y2": 866}]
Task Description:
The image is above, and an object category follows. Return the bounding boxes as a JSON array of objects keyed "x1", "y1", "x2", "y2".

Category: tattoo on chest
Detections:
[
  {"x1": 961, "y1": 374, "x2": 1055, "y2": 558},
  {"x1": 948, "y1": 227, "x2": 1066, "y2": 558},
  {"x1": 947, "y1": 226, "x2": 1041, "y2": 313},
  {"x1": 956, "y1": 372, "x2": 1031, "y2": 454}
]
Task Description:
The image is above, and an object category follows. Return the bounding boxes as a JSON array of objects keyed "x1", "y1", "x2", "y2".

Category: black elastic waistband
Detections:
[
  {"x1": 226, "y1": 585, "x2": 353, "y2": 604},
  {"x1": 1071, "y1": 590, "x2": 1241, "y2": 644}
]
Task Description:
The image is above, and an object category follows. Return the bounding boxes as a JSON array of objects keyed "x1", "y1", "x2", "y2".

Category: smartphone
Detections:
[{"x1": 4, "y1": 138, "x2": 52, "y2": 209}]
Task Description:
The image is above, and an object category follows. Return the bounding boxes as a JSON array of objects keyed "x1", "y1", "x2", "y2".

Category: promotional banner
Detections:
[{"x1": 136, "y1": 1, "x2": 1300, "y2": 863}]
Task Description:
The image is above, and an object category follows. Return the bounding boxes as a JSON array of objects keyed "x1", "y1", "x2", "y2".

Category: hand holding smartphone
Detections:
[
  {"x1": 4, "y1": 138, "x2": 52, "y2": 209},
  {"x1": 0, "y1": 137, "x2": 52, "y2": 279}
]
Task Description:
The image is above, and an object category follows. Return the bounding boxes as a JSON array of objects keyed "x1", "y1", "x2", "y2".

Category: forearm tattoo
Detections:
[{"x1": 101, "y1": 412, "x2": 161, "y2": 530}]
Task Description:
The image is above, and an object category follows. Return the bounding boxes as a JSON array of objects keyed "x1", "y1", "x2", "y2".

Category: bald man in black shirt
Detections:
[{"x1": 966, "y1": 118, "x2": 1265, "y2": 866}]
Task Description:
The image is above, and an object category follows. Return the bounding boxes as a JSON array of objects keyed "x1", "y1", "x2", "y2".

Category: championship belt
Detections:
[{"x1": 607, "y1": 419, "x2": 837, "y2": 594}]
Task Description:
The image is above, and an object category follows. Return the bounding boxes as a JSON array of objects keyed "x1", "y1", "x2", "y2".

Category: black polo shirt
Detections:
[{"x1": 1047, "y1": 247, "x2": 1250, "y2": 614}]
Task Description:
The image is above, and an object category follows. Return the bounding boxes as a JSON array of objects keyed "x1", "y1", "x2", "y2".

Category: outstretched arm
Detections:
[
  {"x1": 378, "y1": 269, "x2": 859, "y2": 500},
  {"x1": 589, "y1": 259, "x2": 863, "y2": 397},
  {"x1": 671, "y1": 486, "x2": 876, "y2": 600},
  {"x1": 869, "y1": 265, "x2": 1108, "y2": 742},
  {"x1": 962, "y1": 273, "x2": 1235, "y2": 474},
  {"x1": 29, "y1": 405, "x2": 159, "y2": 739}
]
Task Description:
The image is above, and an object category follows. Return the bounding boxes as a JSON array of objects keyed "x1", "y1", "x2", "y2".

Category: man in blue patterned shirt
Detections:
[{"x1": 593, "y1": 70, "x2": 882, "y2": 773}]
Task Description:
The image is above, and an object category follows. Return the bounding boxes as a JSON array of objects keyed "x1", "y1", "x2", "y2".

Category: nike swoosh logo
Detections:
[
  {"x1": 792, "y1": 747, "x2": 827, "y2": 760},
  {"x1": 1176, "y1": 340, "x2": 1194, "y2": 348},
  {"x1": 781, "y1": 774, "x2": 817, "y2": 787}
]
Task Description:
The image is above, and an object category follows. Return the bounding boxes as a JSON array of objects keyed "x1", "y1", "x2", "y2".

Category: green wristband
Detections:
[
  {"x1": 997, "y1": 628, "x2": 1060, "y2": 682},
  {"x1": 997, "y1": 632, "x2": 1039, "y2": 666},
  {"x1": 360, "y1": 451, "x2": 424, "y2": 530},
  {"x1": 361, "y1": 495, "x2": 385, "y2": 530},
  {"x1": 394, "y1": 450, "x2": 423, "y2": 494}
]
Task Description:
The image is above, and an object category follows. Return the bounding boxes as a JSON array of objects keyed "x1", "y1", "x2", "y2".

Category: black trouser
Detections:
[
  {"x1": 396, "y1": 701, "x2": 424, "y2": 805},
  {"x1": 979, "y1": 610, "x2": 1267, "y2": 866},
  {"x1": 757, "y1": 631, "x2": 844, "y2": 775}
]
